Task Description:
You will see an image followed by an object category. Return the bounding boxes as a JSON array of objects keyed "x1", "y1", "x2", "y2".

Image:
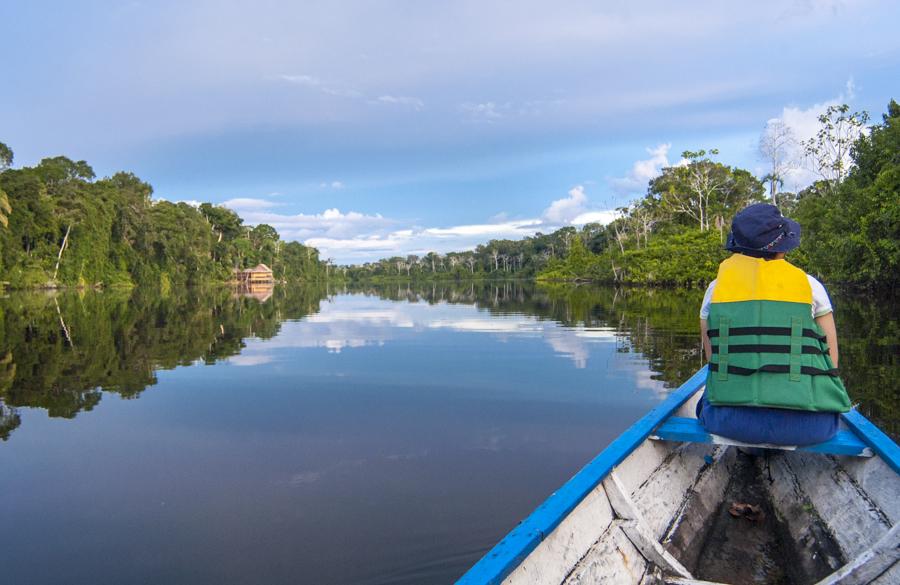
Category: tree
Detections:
[
  {"x1": 803, "y1": 104, "x2": 869, "y2": 193},
  {"x1": 650, "y1": 149, "x2": 765, "y2": 231},
  {"x1": 794, "y1": 100, "x2": 899, "y2": 289},
  {"x1": 0, "y1": 142, "x2": 12, "y2": 170},
  {"x1": 654, "y1": 149, "x2": 722, "y2": 231},
  {"x1": 199, "y1": 203, "x2": 243, "y2": 243},
  {"x1": 758, "y1": 119, "x2": 797, "y2": 205},
  {"x1": 34, "y1": 156, "x2": 95, "y2": 187},
  {"x1": 0, "y1": 141, "x2": 13, "y2": 228}
]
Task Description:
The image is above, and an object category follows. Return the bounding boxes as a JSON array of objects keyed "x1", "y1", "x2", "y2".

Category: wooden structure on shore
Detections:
[{"x1": 233, "y1": 263, "x2": 274, "y2": 285}]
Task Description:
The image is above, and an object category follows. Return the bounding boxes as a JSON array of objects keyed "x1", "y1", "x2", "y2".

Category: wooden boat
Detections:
[{"x1": 457, "y1": 367, "x2": 900, "y2": 585}]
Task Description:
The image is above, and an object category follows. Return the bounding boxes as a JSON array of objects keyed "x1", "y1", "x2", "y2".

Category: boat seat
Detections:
[{"x1": 650, "y1": 417, "x2": 873, "y2": 457}]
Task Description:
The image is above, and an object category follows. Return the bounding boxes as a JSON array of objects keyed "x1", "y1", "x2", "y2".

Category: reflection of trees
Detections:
[
  {"x1": 833, "y1": 293, "x2": 899, "y2": 438},
  {"x1": 0, "y1": 351, "x2": 21, "y2": 439},
  {"x1": 2, "y1": 281, "x2": 894, "y2": 440},
  {"x1": 0, "y1": 285, "x2": 326, "y2": 437},
  {"x1": 349, "y1": 281, "x2": 897, "y2": 435}
]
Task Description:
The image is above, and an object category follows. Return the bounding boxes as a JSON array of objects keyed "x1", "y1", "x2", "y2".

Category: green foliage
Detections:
[
  {"x1": 793, "y1": 100, "x2": 899, "y2": 289},
  {"x1": 540, "y1": 228, "x2": 726, "y2": 287},
  {"x1": 647, "y1": 151, "x2": 765, "y2": 232},
  {"x1": 0, "y1": 148, "x2": 326, "y2": 288}
]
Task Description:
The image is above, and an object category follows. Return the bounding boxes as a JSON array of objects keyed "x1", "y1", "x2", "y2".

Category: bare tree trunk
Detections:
[
  {"x1": 53, "y1": 224, "x2": 71, "y2": 281},
  {"x1": 54, "y1": 297, "x2": 74, "y2": 348}
]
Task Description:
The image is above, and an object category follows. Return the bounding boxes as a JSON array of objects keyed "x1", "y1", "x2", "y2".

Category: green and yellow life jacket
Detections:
[{"x1": 706, "y1": 254, "x2": 851, "y2": 412}]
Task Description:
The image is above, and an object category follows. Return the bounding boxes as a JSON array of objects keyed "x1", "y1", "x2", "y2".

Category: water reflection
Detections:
[
  {"x1": 0, "y1": 281, "x2": 895, "y2": 585},
  {"x1": 0, "y1": 286, "x2": 325, "y2": 437},
  {"x1": 234, "y1": 295, "x2": 620, "y2": 372},
  {"x1": 0, "y1": 281, "x2": 895, "y2": 440}
]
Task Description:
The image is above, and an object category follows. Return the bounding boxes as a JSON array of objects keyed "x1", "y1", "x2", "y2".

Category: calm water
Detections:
[{"x1": 0, "y1": 282, "x2": 896, "y2": 585}]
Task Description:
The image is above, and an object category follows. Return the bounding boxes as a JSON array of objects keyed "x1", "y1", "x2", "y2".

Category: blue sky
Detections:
[{"x1": 2, "y1": 1, "x2": 899, "y2": 262}]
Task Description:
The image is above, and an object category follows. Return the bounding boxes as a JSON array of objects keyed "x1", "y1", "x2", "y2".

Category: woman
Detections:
[{"x1": 697, "y1": 203, "x2": 850, "y2": 446}]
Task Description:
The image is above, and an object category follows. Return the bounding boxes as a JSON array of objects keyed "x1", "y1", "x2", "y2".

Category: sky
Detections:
[{"x1": 2, "y1": 0, "x2": 899, "y2": 263}]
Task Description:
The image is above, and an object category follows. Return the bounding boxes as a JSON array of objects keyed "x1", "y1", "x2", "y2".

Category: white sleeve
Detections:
[
  {"x1": 699, "y1": 279, "x2": 716, "y2": 319},
  {"x1": 807, "y1": 275, "x2": 833, "y2": 317}
]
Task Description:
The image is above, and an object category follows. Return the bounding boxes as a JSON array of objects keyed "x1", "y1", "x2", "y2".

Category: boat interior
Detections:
[{"x1": 501, "y1": 391, "x2": 900, "y2": 585}]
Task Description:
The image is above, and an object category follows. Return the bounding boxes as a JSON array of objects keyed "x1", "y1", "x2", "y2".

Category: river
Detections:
[{"x1": 0, "y1": 282, "x2": 895, "y2": 584}]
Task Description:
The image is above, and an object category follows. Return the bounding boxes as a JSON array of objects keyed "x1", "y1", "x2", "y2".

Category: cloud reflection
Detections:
[{"x1": 231, "y1": 295, "x2": 626, "y2": 370}]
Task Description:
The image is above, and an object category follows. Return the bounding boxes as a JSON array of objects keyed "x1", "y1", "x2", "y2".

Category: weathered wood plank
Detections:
[
  {"x1": 630, "y1": 443, "x2": 719, "y2": 541},
  {"x1": 766, "y1": 451, "x2": 891, "y2": 562},
  {"x1": 841, "y1": 452, "x2": 900, "y2": 526},
  {"x1": 602, "y1": 473, "x2": 693, "y2": 579},
  {"x1": 503, "y1": 485, "x2": 614, "y2": 585},
  {"x1": 662, "y1": 446, "x2": 736, "y2": 571},
  {"x1": 562, "y1": 520, "x2": 649, "y2": 585},
  {"x1": 814, "y1": 523, "x2": 900, "y2": 585}
]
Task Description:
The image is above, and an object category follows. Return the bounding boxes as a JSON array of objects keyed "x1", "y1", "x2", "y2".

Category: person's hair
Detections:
[{"x1": 738, "y1": 249, "x2": 778, "y2": 259}]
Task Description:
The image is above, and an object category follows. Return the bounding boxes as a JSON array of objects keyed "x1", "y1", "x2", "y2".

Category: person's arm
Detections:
[
  {"x1": 700, "y1": 318, "x2": 711, "y2": 361},
  {"x1": 815, "y1": 312, "x2": 839, "y2": 368},
  {"x1": 699, "y1": 281, "x2": 715, "y2": 362}
]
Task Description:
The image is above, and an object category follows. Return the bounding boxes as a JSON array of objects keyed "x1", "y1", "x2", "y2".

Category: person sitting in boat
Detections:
[{"x1": 697, "y1": 203, "x2": 851, "y2": 446}]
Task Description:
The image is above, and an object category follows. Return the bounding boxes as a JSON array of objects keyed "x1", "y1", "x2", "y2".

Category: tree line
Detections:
[
  {"x1": 343, "y1": 100, "x2": 898, "y2": 290},
  {"x1": 0, "y1": 151, "x2": 326, "y2": 289},
  {"x1": 339, "y1": 227, "x2": 584, "y2": 281}
]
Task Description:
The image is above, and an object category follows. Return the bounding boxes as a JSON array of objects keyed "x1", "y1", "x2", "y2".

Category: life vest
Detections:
[{"x1": 706, "y1": 254, "x2": 851, "y2": 412}]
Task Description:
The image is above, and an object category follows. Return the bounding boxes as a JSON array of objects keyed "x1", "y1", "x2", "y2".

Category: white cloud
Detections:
[
  {"x1": 319, "y1": 181, "x2": 345, "y2": 189},
  {"x1": 536, "y1": 184, "x2": 614, "y2": 227},
  {"x1": 153, "y1": 197, "x2": 202, "y2": 207},
  {"x1": 609, "y1": 143, "x2": 672, "y2": 195},
  {"x1": 279, "y1": 73, "x2": 362, "y2": 98},
  {"x1": 240, "y1": 208, "x2": 392, "y2": 241},
  {"x1": 228, "y1": 354, "x2": 275, "y2": 367},
  {"x1": 423, "y1": 219, "x2": 542, "y2": 238},
  {"x1": 460, "y1": 101, "x2": 506, "y2": 121},
  {"x1": 542, "y1": 185, "x2": 588, "y2": 224},
  {"x1": 571, "y1": 210, "x2": 618, "y2": 225},
  {"x1": 224, "y1": 186, "x2": 610, "y2": 262},
  {"x1": 375, "y1": 95, "x2": 425, "y2": 111},
  {"x1": 279, "y1": 74, "x2": 320, "y2": 87},
  {"x1": 223, "y1": 197, "x2": 280, "y2": 210}
]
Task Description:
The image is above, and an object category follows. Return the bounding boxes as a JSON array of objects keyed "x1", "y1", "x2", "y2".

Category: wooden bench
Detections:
[{"x1": 650, "y1": 417, "x2": 873, "y2": 457}]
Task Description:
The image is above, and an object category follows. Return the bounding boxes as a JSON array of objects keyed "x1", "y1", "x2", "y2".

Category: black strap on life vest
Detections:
[
  {"x1": 708, "y1": 362, "x2": 840, "y2": 377},
  {"x1": 706, "y1": 326, "x2": 826, "y2": 342},
  {"x1": 710, "y1": 344, "x2": 829, "y2": 355}
]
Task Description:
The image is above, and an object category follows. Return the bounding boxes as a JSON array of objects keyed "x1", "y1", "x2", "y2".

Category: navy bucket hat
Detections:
[{"x1": 725, "y1": 203, "x2": 801, "y2": 256}]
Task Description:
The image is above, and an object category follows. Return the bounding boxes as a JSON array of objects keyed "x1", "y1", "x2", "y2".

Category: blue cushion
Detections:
[{"x1": 696, "y1": 393, "x2": 839, "y2": 446}]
